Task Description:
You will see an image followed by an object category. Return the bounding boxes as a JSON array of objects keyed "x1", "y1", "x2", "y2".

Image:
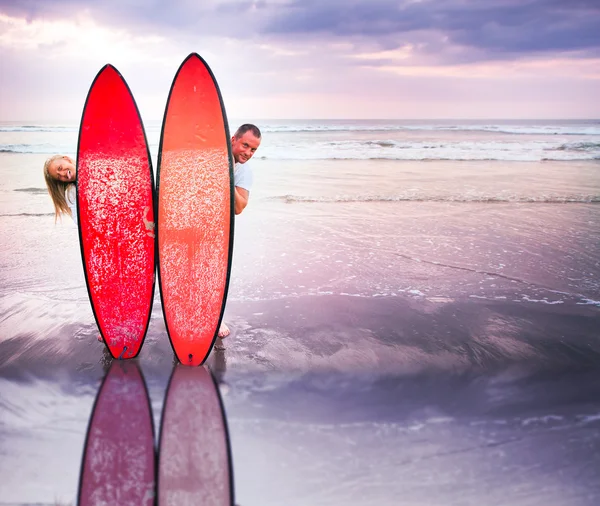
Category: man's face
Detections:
[{"x1": 231, "y1": 131, "x2": 261, "y2": 164}]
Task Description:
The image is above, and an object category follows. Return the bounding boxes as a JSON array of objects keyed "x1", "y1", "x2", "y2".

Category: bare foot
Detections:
[
  {"x1": 97, "y1": 334, "x2": 103, "y2": 342},
  {"x1": 218, "y1": 322, "x2": 230, "y2": 338}
]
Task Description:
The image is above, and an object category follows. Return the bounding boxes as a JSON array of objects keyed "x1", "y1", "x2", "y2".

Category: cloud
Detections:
[
  {"x1": 0, "y1": 0, "x2": 273, "y2": 41},
  {"x1": 2, "y1": 1, "x2": 599, "y2": 63},
  {"x1": 262, "y1": 0, "x2": 600, "y2": 59},
  {"x1": 0, "y1": 1, "x2": 599, "y2": 120}
]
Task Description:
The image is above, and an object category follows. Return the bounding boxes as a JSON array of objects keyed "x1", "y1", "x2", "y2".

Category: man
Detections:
[
  {"x1": 218, "y1": 123, "x2": 262, "y2": 338},
  {"x1": 229, "y1": 123, "x2": 261, "y2": 215}
]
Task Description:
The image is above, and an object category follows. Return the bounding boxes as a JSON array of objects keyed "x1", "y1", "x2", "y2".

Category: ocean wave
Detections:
[
  {"x1": 555, "y1": 141, "x2": 600, "y2": 151},
  {"x1": 0, "y1": 125, "x2": 78, "y2": 133},
  {"x1": 257, "y1": 138, "x2": 600, "y2": 161},
  {"x1": 259, "y1": 154, "x2": 600, "y2": 162},
  {"x1": 362, "y1": 140, "x2": 399, "y2": 148},
  {"x1": 577, "y1": 299, "x2": 600, "y2": 307},
  {"x1": 0, "y1": 212, "x2": 55, "y2": 217},
  {"x1": 270, "y1": 194, "x2": 600, "y2": 204},
  {"x1": 14, "y1": 188, "x2": 48, "y2": 194},
  {"x1": 2, "y1": 122, "x2": 599, "y2": 137},
  {"x1": 439, "y1": 124, "x2": 600, "y2": 136},
  {"x1": 1, "y1": 142, "x2": 157, "y2": 154},
  {"x1": 262, "y1": 123, "x2": 600, "y2": 136},
  {"x1": 0, "y1": 144, "x2": 70, "y2": 154}
]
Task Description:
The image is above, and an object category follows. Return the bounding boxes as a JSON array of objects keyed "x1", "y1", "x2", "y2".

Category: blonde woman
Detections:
[
  {"x1": 43, "y1": 155, "x2": 77, "y2": 223},
  {"x1": 44, "y1": 154, "x2": 105, "y2": 342}
]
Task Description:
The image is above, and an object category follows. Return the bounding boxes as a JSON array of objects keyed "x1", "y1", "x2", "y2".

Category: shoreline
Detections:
[{"x1": 1, "y1": 293, "x2": 598, "y2": 377}]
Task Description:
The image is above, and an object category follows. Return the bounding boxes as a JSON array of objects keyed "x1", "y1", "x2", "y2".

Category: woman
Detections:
[
  {"x1": 43, "y1": 155, "x2": 77, "y2": 223},
  {"x1": 44, "y1": 155, "x2": 105, "y2": 342}
]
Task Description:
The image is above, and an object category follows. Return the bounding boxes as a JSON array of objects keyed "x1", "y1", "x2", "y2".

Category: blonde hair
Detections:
[{"x1": 43, "y1": 155, "x2": 75, "y2": 222}]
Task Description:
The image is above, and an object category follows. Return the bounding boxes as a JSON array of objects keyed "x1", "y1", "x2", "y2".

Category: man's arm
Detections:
[{"x1": 234, "y1": 186, "x2": 249, "y2": 215}]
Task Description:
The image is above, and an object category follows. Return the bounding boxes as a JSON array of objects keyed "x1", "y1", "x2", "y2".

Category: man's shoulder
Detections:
[
  {"x1": 234, "y1": 161, "x2": 254, "y2": 177},
  {"x1": 234, "y1": 161, "x2": 254, "y2": 191},
  {"x1": 235, "y1": 160, "x2": 254, "y2": 169}
]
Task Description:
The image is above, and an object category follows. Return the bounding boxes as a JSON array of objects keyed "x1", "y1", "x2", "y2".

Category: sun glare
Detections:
[{"x1": 0, "y1": 13, "x2": 169, "y2": 64}]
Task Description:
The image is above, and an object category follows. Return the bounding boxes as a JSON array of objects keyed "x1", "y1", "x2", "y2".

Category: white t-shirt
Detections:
[
  {"x1": 234, "y1": 161, "x2": 253, "y2": 192},
  {"x1": 66, "y1": 184, "x2": 77, "y2": 225}
]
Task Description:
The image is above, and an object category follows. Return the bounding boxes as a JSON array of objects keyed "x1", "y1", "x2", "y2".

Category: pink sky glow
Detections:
[{"x1": 0, "y1": 2, "x2": 599, "y2": 121}]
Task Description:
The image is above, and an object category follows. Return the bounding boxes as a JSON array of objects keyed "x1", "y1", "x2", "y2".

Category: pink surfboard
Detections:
[
  {"x1": 156, "y1": 53, "x2": 234, "y2": 366},
  {"x1": 78, "y1": 362, "x2": 155, "y2": 505},
  {"x1": 77, "y1": 65, "x2": 156, "y2": 359},
  {"x1": 157, "y1": 365, "x2": 234, "y2": 505}
]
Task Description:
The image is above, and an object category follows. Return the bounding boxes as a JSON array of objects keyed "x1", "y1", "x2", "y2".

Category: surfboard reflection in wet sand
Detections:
[
  {"x1": 78, "y1": 361, "x2": 155, "y2": 506},
  {"x1": 158, "y1": 365, "x2": 234, "y2": 506}
]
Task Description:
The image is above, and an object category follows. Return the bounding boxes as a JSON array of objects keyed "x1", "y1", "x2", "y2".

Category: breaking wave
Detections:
[
  {"x1": 262, "y1": 123, "x2": 600, "y2": 136},
  {"x1": 0, "y1": 125, "x2": 78, "y2": 133},
  {"x1": 271, "y1": 194, "x2": 600, "y2": 204}
]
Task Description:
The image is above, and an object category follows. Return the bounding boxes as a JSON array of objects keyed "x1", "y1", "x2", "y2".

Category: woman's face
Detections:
[{"x1": 48, "y1": 157, "x2": 76, "y2": 182}]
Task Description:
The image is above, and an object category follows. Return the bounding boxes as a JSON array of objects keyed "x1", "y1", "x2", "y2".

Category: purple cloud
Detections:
[{"x1": 262, "y1": 0, "x2": 600, "y2": 57}]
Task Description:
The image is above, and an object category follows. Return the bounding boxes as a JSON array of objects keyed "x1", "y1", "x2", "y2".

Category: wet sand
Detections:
[{"x1": 1, "y1": 293, "x2": 600, "y2": 505}]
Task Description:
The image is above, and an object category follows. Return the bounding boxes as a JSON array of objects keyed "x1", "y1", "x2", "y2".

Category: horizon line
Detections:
[{"x1": 1, "y1": 117, "x2": 599, "y2": 124}]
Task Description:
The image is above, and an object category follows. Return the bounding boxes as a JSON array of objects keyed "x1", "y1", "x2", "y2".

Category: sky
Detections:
[{"x1": 0, "y1": 0, "x2": 599, "y2": 121}]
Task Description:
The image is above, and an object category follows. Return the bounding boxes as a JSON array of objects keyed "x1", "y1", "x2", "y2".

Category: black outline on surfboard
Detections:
[
  {"x1": 155, "y1": 365, "x2": 235, "y2": 505},
  {"x1": 155, "y1": 52, "x2": 235, "y2": 365},
  {"x1": 76, "y1": 361, "x2": 156, "y2": 505},
  {"x1": 76, "y1": 64, "x2": 157, "y2": 360}
]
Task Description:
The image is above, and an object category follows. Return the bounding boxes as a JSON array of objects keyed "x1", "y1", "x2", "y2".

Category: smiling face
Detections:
[
  {"x1": 231, "y1": 131, "x2": 261, "y2": 164},
  {"x1": 47, "y1": 156, "x2": 76, "y2": 182}
]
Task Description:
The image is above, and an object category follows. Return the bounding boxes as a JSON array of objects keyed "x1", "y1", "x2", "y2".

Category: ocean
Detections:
[{"x1": 1, "y1": 119, "x2": 599, "y2": 505}]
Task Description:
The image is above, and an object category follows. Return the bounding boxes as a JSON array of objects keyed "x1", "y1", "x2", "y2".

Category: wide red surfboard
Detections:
[
  {"x1": 157, "y1": 53, "x2": 234, "y2": 366},
  {"x1": 78, "y1": 362, "x2": 155, "y2": 505},
  {"x1": 157, "y1": 365, "x2": 234, "y2": 505},
  {"x1": 77, "y1": 65, "x2": 156, "y2": 359}
]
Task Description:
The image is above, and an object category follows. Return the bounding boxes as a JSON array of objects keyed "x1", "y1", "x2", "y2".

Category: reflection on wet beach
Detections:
[
  {"x1": 1, "y1": 325, "x2": 600, "y2": 505},
  {"x1": 79, "y1": 362, "x2": 155, "y2": 505},
  {"x1": 158, "y1": 364, "x2": 233, "y2": 505},
  {"x1": 78, "y1": 361, "x2": 233, "y2": 506}
]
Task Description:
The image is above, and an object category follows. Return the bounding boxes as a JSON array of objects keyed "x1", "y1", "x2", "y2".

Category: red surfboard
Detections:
[
  {"x1": 78, "y1": 362, "x2": 155, "y2": 505},
  {"x1": 157, "y1": 365, "x2": 234, "y2": 505},
  {"x1": 156, "y1": 53, "x2": 234, "y2": 366},
  {"x1": 77, "y1": 65, "x2": 156, "y2": 359}
]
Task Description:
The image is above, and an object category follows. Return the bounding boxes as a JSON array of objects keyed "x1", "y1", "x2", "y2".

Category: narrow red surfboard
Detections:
[
  {"x1": 157, "y1": 365, "x2": 234, "y2": 505},
  {"x1": 78, "y1": 362, "x2": 155, "y2": 505},
  {"x1": 157, "y1": 53, "x2": 234, "y2": 366},
  {"x1": 77, "y1": 65, "x2": 156, "y2": 359}
]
